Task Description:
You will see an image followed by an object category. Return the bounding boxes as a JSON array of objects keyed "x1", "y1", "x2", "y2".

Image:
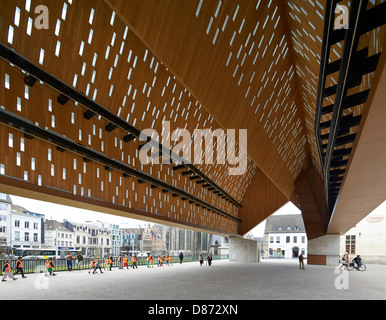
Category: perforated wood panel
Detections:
[
  {"x1": 106, "y1": 0, "x2": 312, "y2": 200},
  {"x1": 0, "y1": 0, "x2": 260, "y2": 235},
  {"x1": 1, "y1": 0, "x2": 385, "y2": 236}
]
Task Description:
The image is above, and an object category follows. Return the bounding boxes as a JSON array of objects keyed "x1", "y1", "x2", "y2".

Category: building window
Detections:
[
  {"x1": 24, "y1": 232, "x2": 29, "y2": 241},
  {"x1": 276, "y1": 236, "x2": 280, "y2": 243},
  {"x1": 34, "y1": 233, "x2": 38, "y2": 242},
  {"x1": 270, "y1": 236, "x2": 274, "y2": 243},
  {"x1": 15, "y1": 231, "x2": 20, "y2": 240},
  {"x1": 15, "y1": 220, "x2": 20, "y2": 227},
  {"x1": 34, "y1": 222, "x2": 38, "y2": 229},
  {"x1": 293, "y1": 236, "x2": 297, "y2": 243},
  {"x1": 25, "y1": 221, "x2": 29, "y2": 228},
  {"x1": 346, "y1": 235, "x2": 356, "y2": 255},
  {"x1": 301, "y1": 236, "x2": 305, "y2": 243},
  {"x1": 294, "y1": 226, "x2": 299, "y2": 231},
  {"x1": 277, "y1": 226, "x2": 283, "y2": 231},
  {"x1": 286, "y1": 236, "x2": 290, "y2": 243},
  {"x1": 287, "y1": 226, "x2": 291, "y2": 231}
]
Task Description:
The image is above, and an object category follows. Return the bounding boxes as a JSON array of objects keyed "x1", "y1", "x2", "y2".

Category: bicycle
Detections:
[
  {"x1": 349, "y1": 261, "x2": 366, "y2": 271},
  {"x1": 338, "y1": 261, "x2": 366, "y2": 271}
]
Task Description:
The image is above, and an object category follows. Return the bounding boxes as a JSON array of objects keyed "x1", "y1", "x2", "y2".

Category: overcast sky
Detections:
[
  {"x1": 247, "y1": 202, "x2": 301, "y2": 237},
  {"x1": 10, "y1": 195, "x2": 300, "y2": 237},
  {"x1": 10, "y1": 195, "x2": 149, "y2": 229}
]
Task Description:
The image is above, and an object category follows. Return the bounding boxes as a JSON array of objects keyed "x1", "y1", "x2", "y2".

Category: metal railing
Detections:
[{"x1": 0, "y1": 255, "x2": 229, "y2": 275}]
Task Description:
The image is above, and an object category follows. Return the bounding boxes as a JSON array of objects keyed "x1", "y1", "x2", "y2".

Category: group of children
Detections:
[
  {"x1": 2, "y1": 253, "x2": 176, "y2": 281},
  {"x1": 147, "y1": 254, "x2": 173, "y2": 268},
  {"x1": 88, "y1": 254, "x2": 140, "y2": 274}
]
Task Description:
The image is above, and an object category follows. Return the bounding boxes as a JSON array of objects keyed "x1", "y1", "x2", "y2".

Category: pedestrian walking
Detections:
[
  {"x1": 45, "y1": 258, "x2": 56, "y2": 276},
  {"x1": 105, "y1": 257, "x2": 111, "y2": 271},
  {"x1": 149, "y1": 254, "x2": 154, "y2": 268},
  {"x1": 342, "y1": 252, "x2": 349, "y2": 268},
  {"x1": 179, "y1": 251, "x2": 184, "y2": 264},
  {"x1": 76, "y1": 252, "x2": 84, "y2": 270},
  {"x1": 109, "y1": 255, "x2": 114, "y2": 271},
  {"x1": 2, "y1": 259, "x2": 17, "y2": 281},
  {"x1": 93, "y1": 258, "x2": 103, "y2": 274},
  {"x1": 207, "y1": 253, "x2": 212, "y2": 266},
  {"x1": 118, "y1": 254, "x2": 123, "y2": 269},
  {"x1": 88, "y1": 258, "x2": 96, "y2": 273},
  {"x1": 131, "y1": 255, "x2": 138, "y2": 269},
  {"x1": 147, "y1": 253, "x2": 151, "y2": 268},
  {"x1": 199, "y1": 253, "x2": 204, "y2": 266},
  {"x1": 14, "y1": 256, "x2": 27, "y2": 278},
  {"x1": 123, "y1": 255, "x2": 129, "y2": 269},
  {"x1": 66, "y1": 252, "x2": 73, "y2": 271},
  {"x1": 299, "y1": 253, "x2": 305, "y2": 269},
  {"x1": 166, "y1": 255, "x2": 170, "y2": 266}
]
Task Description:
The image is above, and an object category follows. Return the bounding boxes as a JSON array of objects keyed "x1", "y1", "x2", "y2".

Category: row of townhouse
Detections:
[
  {"x1": 1, "y1": 193, "x2": 218, "y2": 258},
  {"x1": 0, "y1": 193, "x2": 122, "y2": 257}
]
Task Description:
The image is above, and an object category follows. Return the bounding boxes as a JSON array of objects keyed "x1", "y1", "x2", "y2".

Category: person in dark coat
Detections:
[
  {"x1": 14, "y1": 256, "x2": 27, "y2": 278},
  {"x1": 179, "y1": 252, "x2": 184, "y2": 264},
  {"x1": 207, "y1": 253, "x2": 213, "y2": 266}
]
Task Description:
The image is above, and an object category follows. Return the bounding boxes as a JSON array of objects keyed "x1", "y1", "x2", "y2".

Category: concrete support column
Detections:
[
  {"x1": 307, "y1": 234, "x2": 340, "y2": 266},
  {"x1": 229, "y1": 237, "x2": 259, "y2": 263}
]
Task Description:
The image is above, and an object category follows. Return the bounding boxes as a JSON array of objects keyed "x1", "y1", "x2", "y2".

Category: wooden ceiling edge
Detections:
[
  {"x1": 103, "y1": 0, "x2": 300, "y2": 203},
  {"x1": 0, "y1": 175, "x2": 232, "y2": 237}
]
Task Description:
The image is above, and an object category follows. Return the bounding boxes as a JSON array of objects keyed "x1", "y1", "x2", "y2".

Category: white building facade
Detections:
[
  {"x1": 264, "y1": 214, "x2": 308, "y2": 259},
  {"x1": 44, "y1": 220, "x2": 74, "y2": 255},
  {"x1": 61, "y1": 220, "x2": 113, "y2": 257},
  {"x1": 0, "y1": 193, "x2": 12, "y2": 253},
  {"x1": 340, "y1": 201, "x2": 386, "y2": 264},
  {"x1": 93, "y1": 221, "x2": 121, "y2": 256},
  {"x1": 11, "y1": 205, "x2": 44, "y2": 250}
]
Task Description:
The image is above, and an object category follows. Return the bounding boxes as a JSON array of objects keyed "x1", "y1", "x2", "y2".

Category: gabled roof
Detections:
[
  {"x1": 264, "y1": 214, "x2": 305, "y2": 234},
  {"x1": 45, "y1": 219, "x2": 72, "y2": 232}
]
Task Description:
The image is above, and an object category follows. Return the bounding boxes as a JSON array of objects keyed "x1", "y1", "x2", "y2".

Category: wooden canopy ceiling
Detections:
[{"x1": 0, "y1": 0, "x2": 384, "y2": 237}]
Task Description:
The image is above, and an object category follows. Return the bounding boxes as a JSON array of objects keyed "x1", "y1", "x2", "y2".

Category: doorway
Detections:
[{"x1": 292, "y1": 247, "x2": 299, "y2": 258}]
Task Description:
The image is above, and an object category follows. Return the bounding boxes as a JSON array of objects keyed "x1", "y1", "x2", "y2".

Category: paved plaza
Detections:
[{"x1": 1, "y1": 259, "x2": 385, "y2": 300}]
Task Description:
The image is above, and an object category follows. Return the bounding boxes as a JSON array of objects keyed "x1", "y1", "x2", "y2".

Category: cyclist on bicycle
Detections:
[{"x1": 352, "y1": 255, "x2": 362, "y2": 270}]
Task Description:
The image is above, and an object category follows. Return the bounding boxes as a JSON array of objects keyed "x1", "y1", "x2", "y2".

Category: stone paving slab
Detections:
[{"x1": 1, "y1": 259, "x2": 385, "y2": 300}]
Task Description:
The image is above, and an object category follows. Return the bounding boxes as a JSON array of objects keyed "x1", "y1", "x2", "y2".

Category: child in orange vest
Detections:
[
  {"x1": 2, "y1": 259, "x2": 16, "y2": 281},
  {"x1": 45, "y1": 258, "x2": 56, "y2": 276},
  {"x1": 123, "y1": 255, "x2": 129, "y2": 269},
  {"x1": 105, "y1": 257, "x2": 110, "y2": 271},
  {"x1": 88, "y1": 258, "x2": 95, "y2": 273},
  {"x1": 149, "y1": 254, "x2": 154, "y2": 268},
  {"x1": 131, "y1": 255, "x2": 138, "y2": 269},
  {"x1": 93, "y1": 258, "x2": 103, "y2": 274}
]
